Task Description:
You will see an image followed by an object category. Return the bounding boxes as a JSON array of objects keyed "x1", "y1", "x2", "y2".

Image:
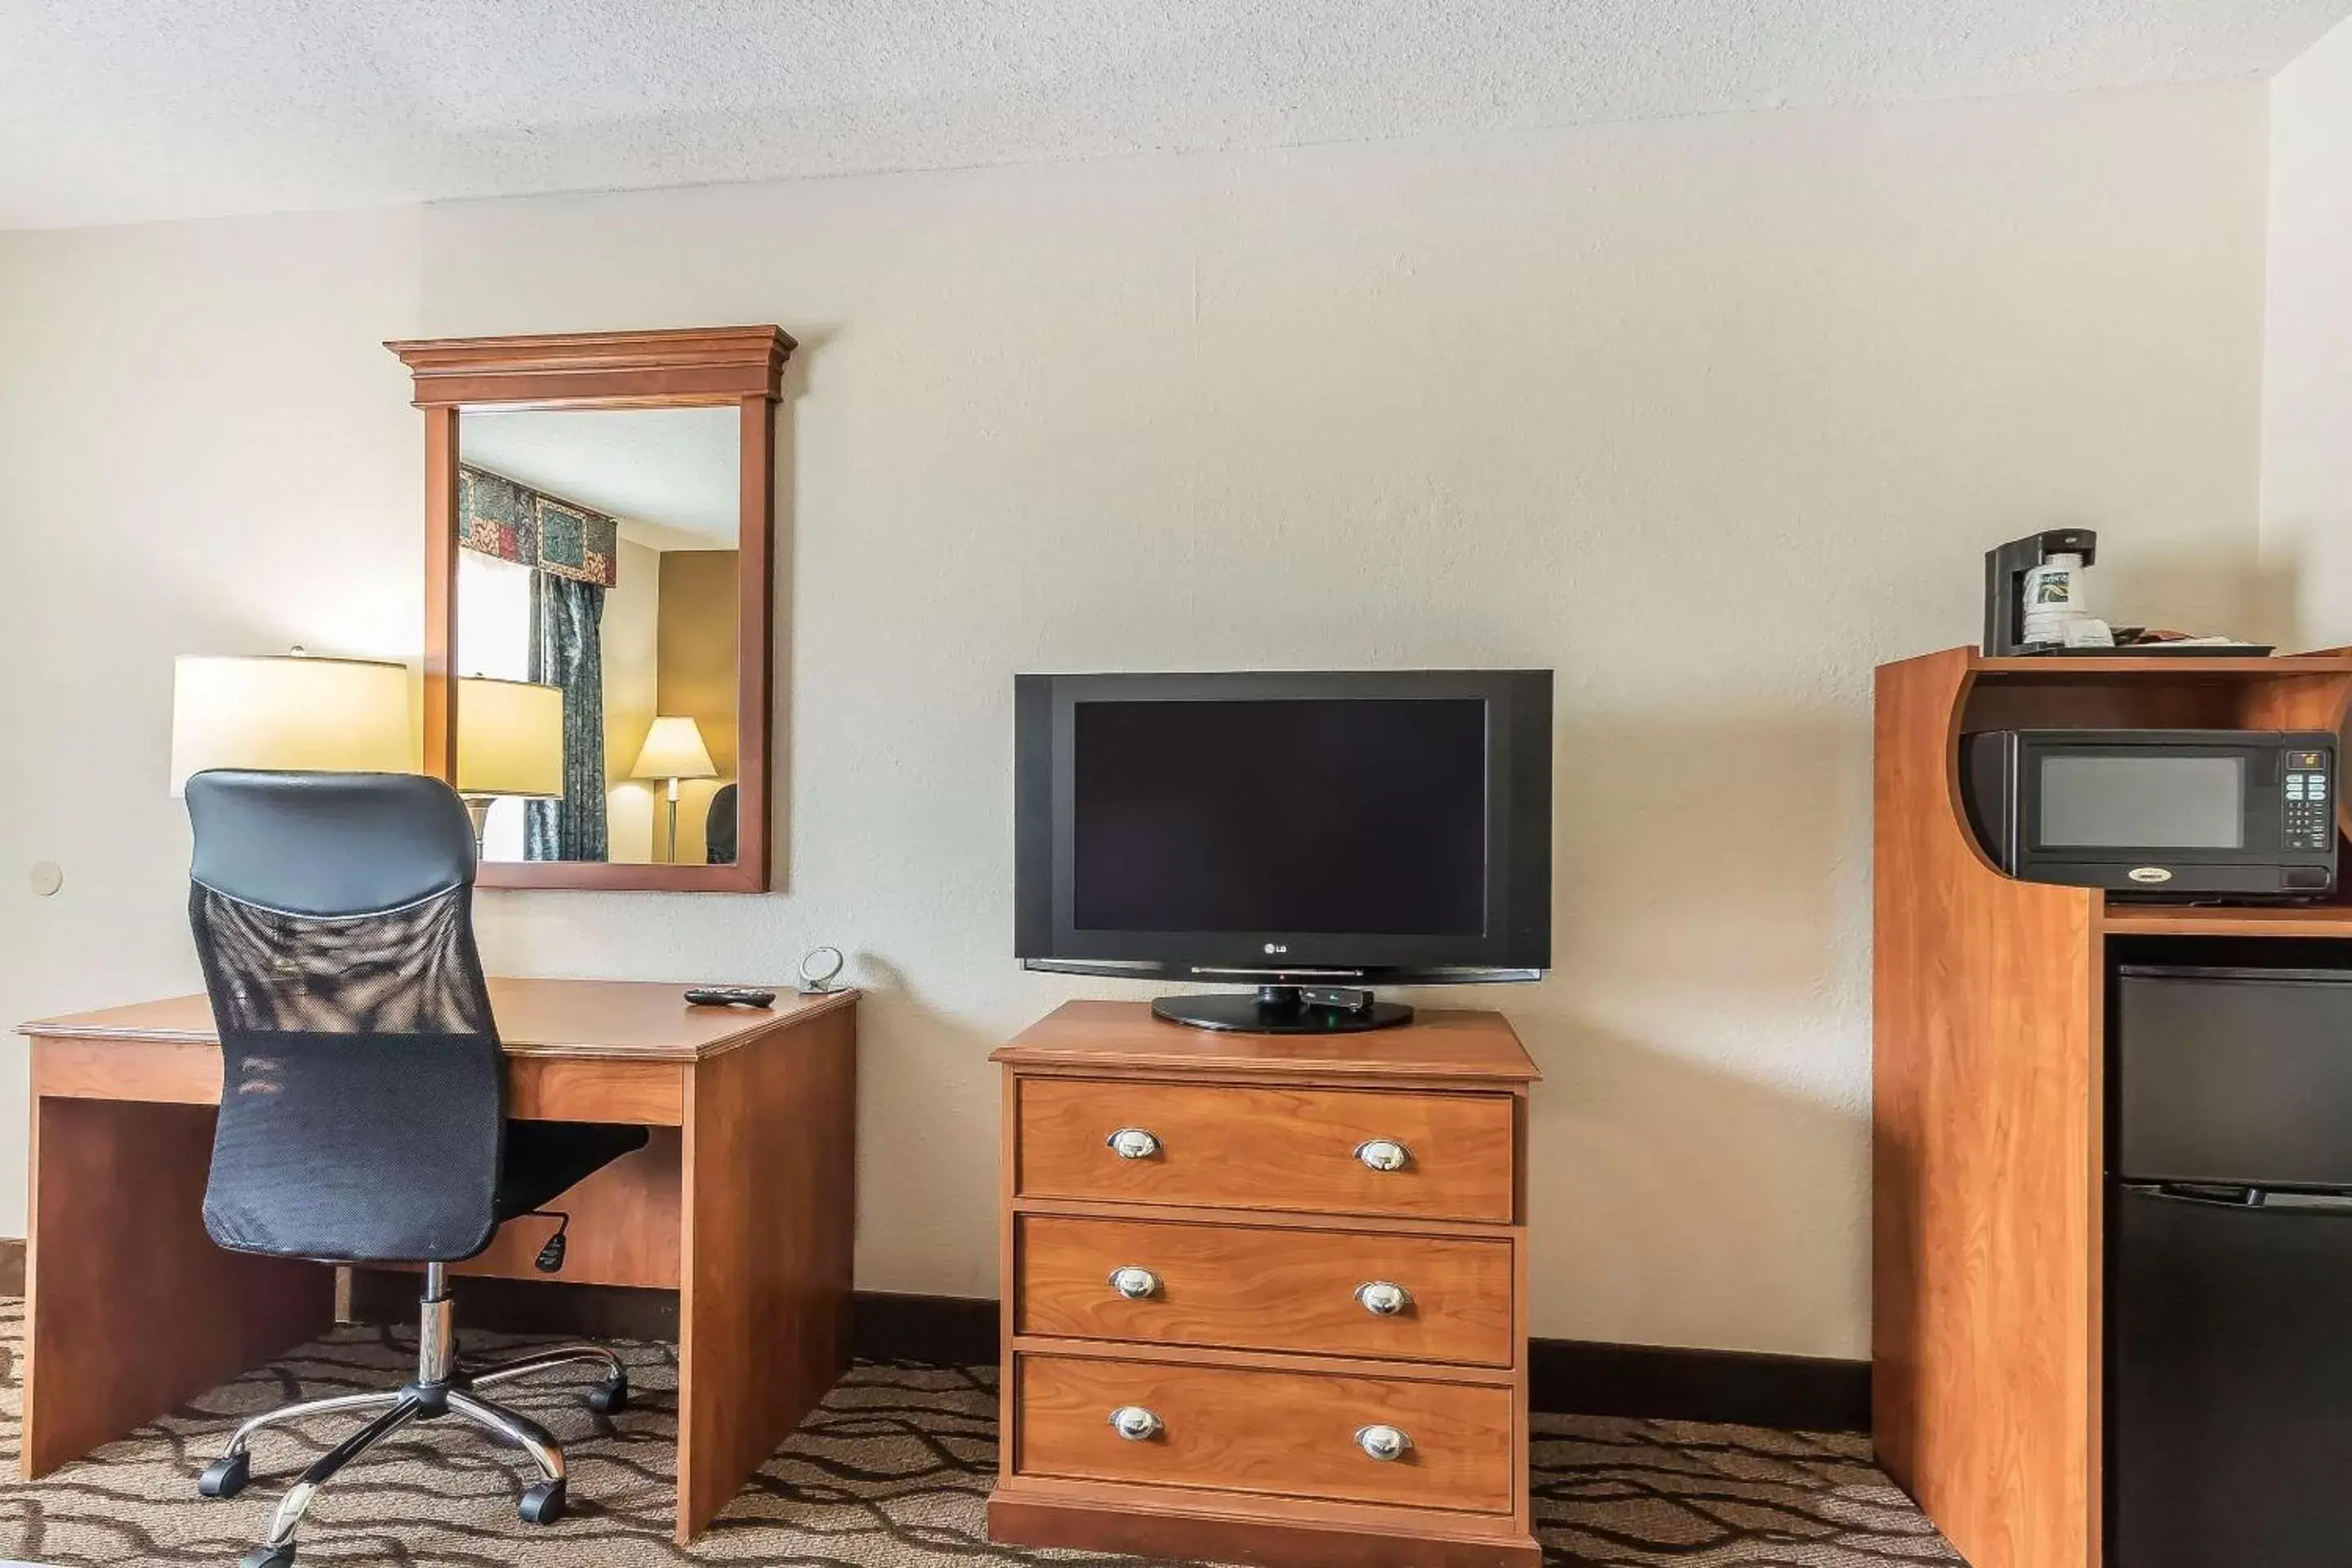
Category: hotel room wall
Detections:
[
  {"x1": 2261, "y1": 11, "x2": 2352, "y2": 647},
  {"x1": 0, "y1": 82, "x2": 2268, "y2": 1357},
  {"x1": 604, "y1": 536, "x2": 662, "y2": 864},
  {"x1": 654, "y1": 549, "x2": 739, "y2": 866}
]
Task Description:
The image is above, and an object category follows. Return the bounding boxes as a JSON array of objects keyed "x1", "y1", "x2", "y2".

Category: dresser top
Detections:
[{"x1": 992, "y1": 1000, "x2": 1539, "y2": 1082}]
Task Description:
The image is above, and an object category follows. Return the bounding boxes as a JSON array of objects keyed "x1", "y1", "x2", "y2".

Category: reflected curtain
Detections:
[{"x1": 523, "y1": 573, "x2": 608, "y2": 862}]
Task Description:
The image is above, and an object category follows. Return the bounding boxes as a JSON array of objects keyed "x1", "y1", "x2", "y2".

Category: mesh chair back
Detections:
[{"x1": 186, "y1": 770, "x2": 506, "y2": 1263}]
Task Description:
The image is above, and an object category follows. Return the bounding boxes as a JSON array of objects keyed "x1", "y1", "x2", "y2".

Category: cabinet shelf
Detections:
[
  {"x1": 2098, "y1": 904, "x2": 2352, "y2": 938},
  {"x1": 1971, "y1": 654, "x2": 2352, "y2": 678}
]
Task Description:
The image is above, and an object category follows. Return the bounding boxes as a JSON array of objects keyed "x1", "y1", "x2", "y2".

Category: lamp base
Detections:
[{"x1": 461, "y1": 795, "x2": 492, "y2": 855}]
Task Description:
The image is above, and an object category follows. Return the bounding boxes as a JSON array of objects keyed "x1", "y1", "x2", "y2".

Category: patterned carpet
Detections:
[{"x1": 0, "y1": 1301, "x2": 1958, "y2": 1566}]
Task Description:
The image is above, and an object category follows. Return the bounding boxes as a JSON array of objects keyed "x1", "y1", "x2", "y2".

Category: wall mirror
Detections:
[{"x1": 388, "y1": 327, "x2": 794, "y2": 891}]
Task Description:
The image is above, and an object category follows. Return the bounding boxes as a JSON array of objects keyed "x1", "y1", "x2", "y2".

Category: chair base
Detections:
[{"x1": 202, "y1": 1263, "x2": 626, "y2": 1566}]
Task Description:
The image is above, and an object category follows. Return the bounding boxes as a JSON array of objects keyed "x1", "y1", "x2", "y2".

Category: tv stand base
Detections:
[{"x1": 1151, "y1": 984, "x2": 1413, "y2": 1034}]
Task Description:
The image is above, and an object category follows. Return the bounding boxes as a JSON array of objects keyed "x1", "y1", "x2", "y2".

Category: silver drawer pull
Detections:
[
  {"x1": 1356, "y1": 1423, "x2": 1412, "y2": 1461},
  {"x1": 1355, "y1": 1281, "x2": 1411, "y2": 1316},
  {"x1": 1107, "y1": 1127, "x2": 1160, "y2": 1160},
  {"x1": 1355, "y1": 1138, "x2": 1410, "y2": 1172},
  {"x1": 1108, "y1": 1266, "x2": 1161, "y2": 1300},
  {"x1": 1108, "y1": 1405, "x2": 1163, "y2": 1441}
]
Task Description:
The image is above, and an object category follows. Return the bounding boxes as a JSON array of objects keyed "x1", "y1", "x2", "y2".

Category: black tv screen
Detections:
[
  {"x1": 1072, "y1": 697, "x2": 1488, "y2": 936},
  {"x1": 1016, "y1": 670, "x2": 1552, "y2": 982}
]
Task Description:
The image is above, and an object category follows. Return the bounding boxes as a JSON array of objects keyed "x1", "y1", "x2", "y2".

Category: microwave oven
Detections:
[{"x1": 1960, "y1": 729, "x2": 2340, "y2": 898}]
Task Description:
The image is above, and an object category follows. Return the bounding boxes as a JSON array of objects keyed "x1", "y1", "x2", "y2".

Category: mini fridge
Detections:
[{"x1": 2111, "y1": 962, "x2": 2352, "y2": 1568}]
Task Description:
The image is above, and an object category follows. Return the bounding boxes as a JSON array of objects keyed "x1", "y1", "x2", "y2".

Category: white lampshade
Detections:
[
  {"x1": 456, "y1": 676, "x2": 566, "y2": 799},
  {"x1": 630, "y1": 715, "x2": 718, "y2": 782},
  {"x1": 170, "y1": 653, "x2": 413, "y2": 796}
]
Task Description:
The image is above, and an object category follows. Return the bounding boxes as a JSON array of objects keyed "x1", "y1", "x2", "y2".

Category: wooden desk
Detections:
[{"x1": 16, "y1": 978, "x2": 859, "y2": 1543}]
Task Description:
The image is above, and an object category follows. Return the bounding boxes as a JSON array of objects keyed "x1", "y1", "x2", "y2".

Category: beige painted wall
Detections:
[
  {"x1": 653, "y1": 549, "x2": 739, "y2": 866},
  {"x1": 2262, "y1": 13, "x2": 2352, "y2": 647},
  {"x1": 603, "y1": 536, "x2": 662, "y2": 863},
  {"x1": 0, "y1": 83, "x2": 2270, "y2": 1356}
]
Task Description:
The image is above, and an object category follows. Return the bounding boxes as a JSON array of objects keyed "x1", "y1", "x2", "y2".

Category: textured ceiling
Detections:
[{"x1": 2, "y1": 0, "x2": 2345, "y2": 230}]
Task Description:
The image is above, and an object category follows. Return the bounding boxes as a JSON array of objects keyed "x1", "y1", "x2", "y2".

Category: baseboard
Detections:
[
  {"x1": 0, "y1": 1238, "x2": 21, "y2": 1298},
  {"x1": 343, "y1": 1280, "x2": 1864, "y2": 1433},
  {"x1": 851, "y1": 1290, "x2": 1000, "y2": 1365},
  {"x1": 1529, "y1": 1335, "x2": 1870, "y2": 1433}
]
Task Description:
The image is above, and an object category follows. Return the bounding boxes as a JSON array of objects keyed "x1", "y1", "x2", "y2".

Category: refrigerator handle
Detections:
[{"x1": 2126, "y1": 1182, "x2": 2352, "y2": 1214}]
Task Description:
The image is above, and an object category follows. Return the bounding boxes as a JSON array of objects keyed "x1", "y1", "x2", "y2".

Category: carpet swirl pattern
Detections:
[{"x1": 0, "y1": 1303, "x2": 1957, "y2": 1566}]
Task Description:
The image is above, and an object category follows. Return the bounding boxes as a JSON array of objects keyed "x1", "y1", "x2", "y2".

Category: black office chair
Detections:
[
  {"x1": 705, "y1": 782, "x2": 738, "y2": 864},
  {"x1": 183, "y1": 769, "x2": 650, "y2": 1568}
]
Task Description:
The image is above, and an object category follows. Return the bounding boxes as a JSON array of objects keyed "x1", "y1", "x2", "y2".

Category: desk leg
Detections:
[
  {"x1": 675, "y1": 1007, "x2": 857, "y2": 1541},
  {"x1": 24, "y1": 1096, "x2": 334, "y2": 1477}
]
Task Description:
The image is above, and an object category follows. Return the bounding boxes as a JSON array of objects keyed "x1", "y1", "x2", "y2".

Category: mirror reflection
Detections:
[{"x1": 454, "y1": 406, "x2": 741, "y2": 865}]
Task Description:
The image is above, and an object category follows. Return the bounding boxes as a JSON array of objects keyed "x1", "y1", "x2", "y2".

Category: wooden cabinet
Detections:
[
  {"x1": 1873, "y1": 647, "x2": 2352, "y2": 1568},
  {"x1": 1015, "y1": 1214, "x2": 1516, "y2": 1365},
  {"x1": 987, "y1": 1000, "x2": 1541, "y2": 1568},
  {"x1": 1015, "y1": 1078, "x2": 1519, "y2": 1221},
  {"x1": 1017, "y1": 1353, "x2": 1519, "y2": 1512}
]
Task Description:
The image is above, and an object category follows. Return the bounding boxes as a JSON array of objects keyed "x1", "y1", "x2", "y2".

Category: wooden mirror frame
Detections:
[{"x1": 387, "y1": 327, "x2": 796, "y2": 892}]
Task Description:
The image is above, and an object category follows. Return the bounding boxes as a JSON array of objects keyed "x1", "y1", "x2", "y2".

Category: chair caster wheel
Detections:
[
  {"x1": 240, "y1": 1545, "x2": 295, "y2": 1568},
  {"x1": 519, "y1": 1478, "x2": 567, "y2": 1525},
  {"x1": 586, "y1": 1375, "x2": 629, "y2": 1414},
  {"x1": 199, "y1": 1450, "x2": 250, "y2": 1499}
]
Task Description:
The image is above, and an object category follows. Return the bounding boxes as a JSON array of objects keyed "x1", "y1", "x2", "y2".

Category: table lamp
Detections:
[
  {"x1": 455, "y1": 675, "x2": 567, "y2": 848},
  {"x1": 169, "y1": 650, "x2": 412, "y2": 795},
  {"x1": 630, "y1": 715, "x2": 718, "y2": 863}
]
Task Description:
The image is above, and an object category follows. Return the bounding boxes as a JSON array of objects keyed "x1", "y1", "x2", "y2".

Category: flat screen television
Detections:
[{"x1": 1015, "y1": 670, "x2": 1552, "y2": 1033}]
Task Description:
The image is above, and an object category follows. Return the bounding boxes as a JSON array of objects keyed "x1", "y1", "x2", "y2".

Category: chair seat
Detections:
[{"x1": 497, "y1": 1121, "x2": 652, "y2": 1218}]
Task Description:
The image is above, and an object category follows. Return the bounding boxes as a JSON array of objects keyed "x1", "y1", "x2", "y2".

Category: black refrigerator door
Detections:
[
  {"x1": 2116, "y1": 966, "x2": 2352, "y2": 1186},
  {"x1": 2112, "y1": 1183, "x2": 2352, "y2": 1568}
]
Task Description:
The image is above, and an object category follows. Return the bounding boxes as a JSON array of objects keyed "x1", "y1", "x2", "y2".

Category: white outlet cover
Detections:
[{"x1": 29, "y1": 862, "x2": 61, "y2": 898}]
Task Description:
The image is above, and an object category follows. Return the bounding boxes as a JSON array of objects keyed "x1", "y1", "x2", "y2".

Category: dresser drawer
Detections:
[
  {"x1": 1016, "y1": 1078, "x2": 1516, "y2": 1223},
  {"x1": 1014, "y1": 1352, "x2": 1513, "y2": 1513},
  {"x1": 1017, "y1": 1214, "x2": 1513, "y2": 1366}
]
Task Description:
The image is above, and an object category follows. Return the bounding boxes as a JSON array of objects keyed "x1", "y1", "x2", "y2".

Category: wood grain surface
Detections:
[
  {"x1": 32, "y1": 1035, "x2": 685, "y2": 1125},
  {"x1": 675, "y1": 998, "x2": 857, "y2": 1540},
  {"x1": 20, "y1": 981, "x2": 860, "y2": 1542},
  {"x1": 22, "y1": 1098, "x2": 333, "y2": 1477},
  {"x1": 20, "y1": 979, "x2": 852, "y2": 1063},
  {"x1": 452, "y1": 1130, "x2": 681, "y2": 1289},
  {"x1": 987, "y1": 1490, "x2": 1540, "y2": 1568},
  {"x1": 1016, "y1": 1213, "x2": 1512, "y2": 1366},
  {"x1": 1013, "y1": 1352, "x2": 1515, "y2": 1514},
  {"x1": 1877, "y1": 646, "x2": 2352, "y2": 1568},
  {"x1": 1874, "y1": 648, "x2": 2105, "y2": 1568},
  {"x1": 2099, "y1": 904, "x2": 2352, "y2": 937},
  {"x1": 1016, "y1": 1077, "x2": 1517, "y2": 1223},
  {"x1": 994, "y1": 1002, "x2": 1540, "y2": 1083}
]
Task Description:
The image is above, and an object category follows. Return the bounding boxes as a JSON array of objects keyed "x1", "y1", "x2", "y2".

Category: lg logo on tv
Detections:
[{"x1": 1263, "y1": 942, "x2": 1288, "y2": 955}]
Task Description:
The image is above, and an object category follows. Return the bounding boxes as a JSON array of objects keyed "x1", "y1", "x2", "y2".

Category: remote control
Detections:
[{"x1": 684, "y1": 987, "x2": 777, "y2": 1009}]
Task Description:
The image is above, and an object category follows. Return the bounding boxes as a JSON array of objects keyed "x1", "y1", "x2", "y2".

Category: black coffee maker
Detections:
[{"x1": 1983, "y1": 528, "x2": 2096, "y2": 656}]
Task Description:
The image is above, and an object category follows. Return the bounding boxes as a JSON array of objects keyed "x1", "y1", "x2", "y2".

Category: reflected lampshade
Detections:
[
  {"x1": 457, "y1": 676, "x2": 566, "y2": 799},
  {"x1": 169, "y1": 653, "x2": 413, "y2": 796},
  {"x1": 630, "y1": 715, "x2": 718, "y2": 782}
]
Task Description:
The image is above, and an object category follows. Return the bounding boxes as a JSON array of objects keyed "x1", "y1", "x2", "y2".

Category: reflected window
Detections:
[{"x1": 455, "y1": 551, "x2": 533, "y2": 861}]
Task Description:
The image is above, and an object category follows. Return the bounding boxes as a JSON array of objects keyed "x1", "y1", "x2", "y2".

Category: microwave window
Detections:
[{"x1": 2038, "y1": 755, "x2": 2246, "y2": 849}]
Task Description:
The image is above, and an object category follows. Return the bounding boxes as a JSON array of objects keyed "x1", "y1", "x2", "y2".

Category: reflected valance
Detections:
[{"x1": 458, "y1": 465, "x2": 619, "y2": 588}]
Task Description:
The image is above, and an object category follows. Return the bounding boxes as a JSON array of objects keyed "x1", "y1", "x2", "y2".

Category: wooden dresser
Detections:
[{"x1": 986, "y1": 1000, "x2": 1541, "y2": 1568}]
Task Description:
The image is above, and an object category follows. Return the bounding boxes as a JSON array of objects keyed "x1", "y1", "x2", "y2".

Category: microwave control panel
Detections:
[{"x1": 2286, "y1": 749, "x2": 2336, "y2": 853}]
